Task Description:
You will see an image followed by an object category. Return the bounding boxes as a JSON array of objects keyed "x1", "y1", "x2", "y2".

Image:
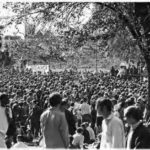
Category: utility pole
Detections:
[{"x1": 96, "y1": 48, "x2": 98, "y2": 72}]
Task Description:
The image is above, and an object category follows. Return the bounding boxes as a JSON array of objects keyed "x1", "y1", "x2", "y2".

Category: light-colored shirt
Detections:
[
  {"x1": 127, "y1": 129, "x2": 134, "y2": 150},
  {"x1": 11, "y1": 142, "x2": 28, "y2": 148},
  {"x1": 86, "y1": 126, "x2": 95, "y2": 140},
  {"x1": 76, "y1": 109, "x2": 82, "y2": 120},
  {"x1": 80, "y1": 102, "x2": 91, "y2": 115},
  {"x1": 0, "y1": 106, "x2": 9, "y2": 134},
  {"x1": 100, "y1": 113, "x2": 125, "y2": 149},
  {"x1": 40, "y1": 107, "x2": 69, "y2": 148},
  {"x1": 0, "y1": 133, "x2": 6, "y2": 148},
  {"x1": 72, "y1": 133, "x2": 84, "y2": 148}
]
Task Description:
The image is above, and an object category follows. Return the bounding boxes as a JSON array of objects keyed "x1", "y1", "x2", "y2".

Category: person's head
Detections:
[
  {"x1": 84, "y1": 122, "x2": 89, "y2": 128},
  {"x1": 136, "y1": 97, "x2": 145, "y2": 107},
  {"x1": 32, "y1": 100, "x2": 37, "y2": 105},
  {"x1": 124, "y1": 106, "x2": 142, "y2": 125},
  {"x1": 126, "y1": 97, "x2": 135, "y2": 106},
  {"x1": 77, "y1": 127, "x2": 83, "y2": 134},
  {"x1": 96, "y1": 98, "x2": 113, "y2": 118},
  {"x1": 60, "y1": 98, "x2": 68, "y2": 110},
  {"x1": 49, "y1": 92, "x2": 62, "y2": 107},
  {"x1": 80, "y1": 99, "x2": 84, "y2": 104},
  {"x1": 0, "y1": 93, "x2": 9, "y2": 107},
  {"x1": 111, "y1": 99, "x2": 117, "y2": 106},
  {"x1": 70, "y1": 102, "x2": 74, "y2": 107},
  {"x1": 81, "y1": 123, "x2": 86, "y2": 129}
]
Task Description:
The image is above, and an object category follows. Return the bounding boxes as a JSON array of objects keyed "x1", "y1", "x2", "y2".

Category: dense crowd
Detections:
[{"x1": 0, "y1": 66, "x2": 150, "y2": 149}]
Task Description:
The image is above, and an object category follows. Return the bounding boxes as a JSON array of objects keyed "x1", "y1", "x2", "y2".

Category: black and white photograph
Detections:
[{"x1": 0, "y1": 1, "x2": 150, "y2": 149}]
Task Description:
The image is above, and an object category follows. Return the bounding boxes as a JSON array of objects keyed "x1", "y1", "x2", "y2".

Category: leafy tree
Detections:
[{"x1": 2, "y1": 2, "x2": 150, "y2": 106}]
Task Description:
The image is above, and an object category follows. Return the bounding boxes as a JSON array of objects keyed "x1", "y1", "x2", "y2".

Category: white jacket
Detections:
[{"x1": 100, "y1": 113, "x2": 125, "y2": 149}]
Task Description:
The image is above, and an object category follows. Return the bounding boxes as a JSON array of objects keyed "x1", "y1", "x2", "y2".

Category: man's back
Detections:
[
  {"x1": 40, "y1": 108, "x2": 69, "y2": 148},
  {"x1": 80, "y1": 102, "x2": 91, "y2": 115}
]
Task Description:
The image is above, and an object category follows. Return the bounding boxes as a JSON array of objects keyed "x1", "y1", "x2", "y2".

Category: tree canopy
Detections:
[
  {"x1": 1, "y1": 3, "x2": 143, "y2": 64},
  {"x1": 2, "y1": 2, "x2": 150, "y2": 104},
  {"x1": 1, "y1": 2, "x2": 150, "y2": 105}
]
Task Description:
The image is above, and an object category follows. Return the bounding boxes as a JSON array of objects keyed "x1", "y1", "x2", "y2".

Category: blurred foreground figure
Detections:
[
  {"x1": 97, "y1": 98, "x2": 125, "y2": 149},
  {"x1": 0, "y1": 93, "x2": 11, "y2": 148},
  {"x1": 11, "y1": 135, "x2": 28, "y2": 148},
  {"x1": 125, "y1": 106, "x2": 150, "y2": 149},
  {"x1": 40, "y1": 92, "x2": 69, "y2": 148}
]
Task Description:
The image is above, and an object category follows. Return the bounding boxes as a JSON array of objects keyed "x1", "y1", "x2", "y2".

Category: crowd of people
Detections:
[{"x1": 0, "y1": 66, "x2": 150, "y2": 149}]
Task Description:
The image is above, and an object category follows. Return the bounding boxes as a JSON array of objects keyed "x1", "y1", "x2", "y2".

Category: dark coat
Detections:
[
  {"x1": 83, "y1": 129, "x2": 90, "y2": 144},
  {"x1": 127, "y1": 123, "x2": 150, "y2": 149},
  {"x1": 65, "y1": 109, "x2": 76, "y2": 135}
]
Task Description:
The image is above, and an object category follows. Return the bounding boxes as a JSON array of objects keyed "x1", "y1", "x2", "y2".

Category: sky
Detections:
[
  {"x1": 0, "y1": 3, "x2": 25, "y2": 39},
  {"x1": 0, "y1": 3, "x2": 15, "y2": 17}
]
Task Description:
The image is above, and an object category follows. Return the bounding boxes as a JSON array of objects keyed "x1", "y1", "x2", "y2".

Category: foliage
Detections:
[
  {"x1": 107, "y1": 29, "x2": 141, "y2": 62},
  {"x1": 1, "y1": 2, "x2": 150, "y2": 64},
  {"x1": 2, "y1": 2, "x2": 150, "y2": 105}
]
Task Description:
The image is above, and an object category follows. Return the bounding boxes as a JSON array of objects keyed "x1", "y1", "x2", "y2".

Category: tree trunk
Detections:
[
  {"x1": 134, "y1": 3, "x2": 150, "y2": 108},
  {"x1": 144, "y1": 56, "x2": 150, "y2": 108}
]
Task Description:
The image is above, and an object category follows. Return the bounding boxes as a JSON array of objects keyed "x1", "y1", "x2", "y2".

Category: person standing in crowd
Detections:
[
  {"x1": 0, "y1": 93, "x2": 12, "y2": 148},
  {"x1": 124, "y1": 106, "x2": 150, "y2": 149},
  {"x1": 40, "y1": 92, "x2": 69, "y2": 148},
  {"x1": 85, "y1": 122, "x2": 95, "y2": 143},
  {"x1": 80, "y1": 98, "x2": 91, "y2": 123},
  {"x1": 28, "y1": 100, "x2": 42, "y2": 138},
  {"x1": 60, "y1": 99, "x2": 76, "y2": 136},
  {"x1": 1, "y1": 63, "x2": 150, "y2": 149},
  {"x1": 81, "y1": 122, "x2": 90, "y2": 144},
  {"x1": 90, "y1": 102, "x2": 97, "y2": 130},
  {"x1": 97, "y1": 98, "x2": 125, "y2": 149}
]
